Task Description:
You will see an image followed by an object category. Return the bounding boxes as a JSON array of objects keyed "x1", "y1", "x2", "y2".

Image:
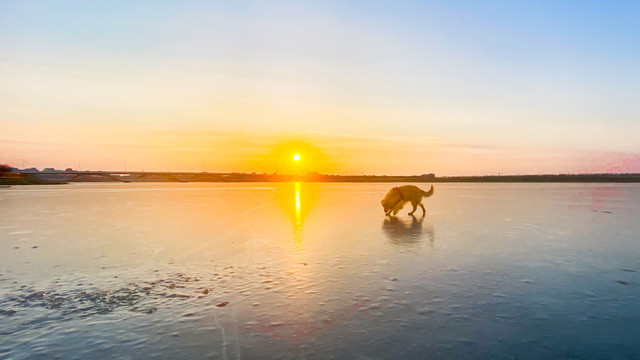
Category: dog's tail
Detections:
[{"x1": 422, "y1": 185, "x2": 434, "y2": 198}]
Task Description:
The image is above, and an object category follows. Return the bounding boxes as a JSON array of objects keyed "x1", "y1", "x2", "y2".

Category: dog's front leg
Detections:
[{"x1": 392, "y1": 201, "x2": 402, "y2": 215}]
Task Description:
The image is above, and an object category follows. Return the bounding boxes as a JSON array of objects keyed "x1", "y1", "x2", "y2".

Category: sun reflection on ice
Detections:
[
  {"x1": 275, "y1": 181, "x2": 318, "y2": 245},
  {"x1": 293, "y1": 182, "x2": 303, "y2": 245}
]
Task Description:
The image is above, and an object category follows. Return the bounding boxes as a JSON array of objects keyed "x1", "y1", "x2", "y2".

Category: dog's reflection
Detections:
[{"x1": 381, "y1": 215, "x2": 435, "y2": 246}]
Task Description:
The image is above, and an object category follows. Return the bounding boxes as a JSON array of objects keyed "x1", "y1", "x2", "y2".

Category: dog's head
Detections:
[
  {"x1": 381, "y1": 188, "x2": 402, "y2": 215},
  {"x1": 381, "y1": 198, "x2": 390, "y2": 214}
]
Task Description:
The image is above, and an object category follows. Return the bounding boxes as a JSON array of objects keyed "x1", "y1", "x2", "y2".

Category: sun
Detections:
[{"x1": 293, "y1": 154, "x2": 301, "y2": 161}]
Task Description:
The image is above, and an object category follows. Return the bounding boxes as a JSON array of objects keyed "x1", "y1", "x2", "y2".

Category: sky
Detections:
[{"x1": 1, "y1": 0, "x2": 639, "y2": 175}]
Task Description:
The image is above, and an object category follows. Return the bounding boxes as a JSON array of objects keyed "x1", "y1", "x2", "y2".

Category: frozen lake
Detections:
[{"x1": 1, "y1": 182, "x2": 640, "y2": 359}]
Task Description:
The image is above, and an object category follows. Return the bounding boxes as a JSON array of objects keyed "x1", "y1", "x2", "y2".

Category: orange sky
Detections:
[{"x1": 3, "y1": 120, "x2": 639, "y2": 175}]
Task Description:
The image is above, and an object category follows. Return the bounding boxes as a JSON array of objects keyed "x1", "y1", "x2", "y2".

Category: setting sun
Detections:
[{"x1": 293, "y1": 154, "x2": 301, "y2": 162}]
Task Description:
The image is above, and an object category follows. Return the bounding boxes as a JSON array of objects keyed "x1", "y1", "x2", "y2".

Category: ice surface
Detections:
[{"x1": 1, "y1": 183, "x2": 640, "y2": 359}]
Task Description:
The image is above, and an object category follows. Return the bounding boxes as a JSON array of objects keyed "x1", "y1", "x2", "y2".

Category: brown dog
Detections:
[{"x1": 381, "y1": 185, "x2": 434, "y2": 216}]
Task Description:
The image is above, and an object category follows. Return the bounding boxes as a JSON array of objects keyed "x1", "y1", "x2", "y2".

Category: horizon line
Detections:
[{"x1": 10, "y1": 168, "x2": 640, "y2": 178}]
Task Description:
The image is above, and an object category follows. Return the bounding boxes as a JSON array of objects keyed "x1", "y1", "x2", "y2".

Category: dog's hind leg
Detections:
[
  {"x1": 419, "y1": 203, "x2": 426, "y2": 215},
  {"x1": 408, "y1": 201, "x2": 418, "y2": 216}
]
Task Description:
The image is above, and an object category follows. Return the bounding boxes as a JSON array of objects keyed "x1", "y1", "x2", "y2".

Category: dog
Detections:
[{"x1": 381, "y1": 185, "x2": 434, "y2": 216}]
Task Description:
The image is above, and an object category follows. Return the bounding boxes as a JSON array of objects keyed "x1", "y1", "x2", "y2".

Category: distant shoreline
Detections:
[{"x1": 4, "y1": 171, "x2": 640, "y2": 184}]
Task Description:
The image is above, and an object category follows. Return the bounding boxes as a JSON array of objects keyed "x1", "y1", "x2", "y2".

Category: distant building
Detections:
[{"x1": 43, "y1": 168, "x2": 63, "y2": 173}]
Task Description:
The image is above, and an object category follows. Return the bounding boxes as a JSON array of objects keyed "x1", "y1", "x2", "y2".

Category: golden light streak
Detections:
[{"x1": 294, "y1": 182, "x2": 302, "y2": 244}]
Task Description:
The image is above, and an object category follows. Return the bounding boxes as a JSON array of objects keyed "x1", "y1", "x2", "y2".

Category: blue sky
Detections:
[{"x1": 1, "y1": 0, "x2": 639, "y2": 174}]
